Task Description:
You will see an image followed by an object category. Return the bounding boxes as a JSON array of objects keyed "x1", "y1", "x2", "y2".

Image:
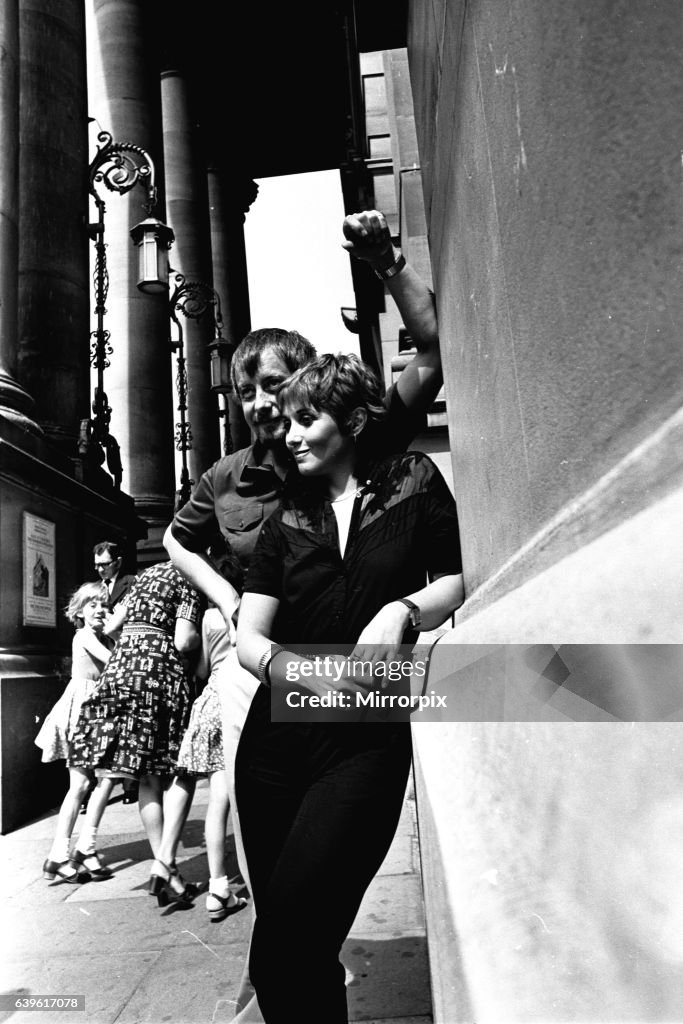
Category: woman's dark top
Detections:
[{"x1": 244, "y1": 451, "x2": 462, "y2": 646}]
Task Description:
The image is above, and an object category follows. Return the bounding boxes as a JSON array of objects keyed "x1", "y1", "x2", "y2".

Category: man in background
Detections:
[{"x1": 93, "y1": 541, "x2": 136, "y2": 611}]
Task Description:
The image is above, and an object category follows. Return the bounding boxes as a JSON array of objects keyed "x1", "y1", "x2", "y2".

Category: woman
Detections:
[
  {"x1": 36, "y1": 581, "x2": 115, "y2": 882},
  {"x1": 235, "y1": 353, "x2": 464, "y2": 1023},
  {"x1": 69, "y1": 561, "x2": 203, "y2": 907},
  {"x1": 177, "y1": 541, "x2": 248, "y2": 922}
]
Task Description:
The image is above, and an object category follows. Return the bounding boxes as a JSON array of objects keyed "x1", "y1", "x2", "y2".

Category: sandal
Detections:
[
  {"x1": 148, "y1": 859, "x2": 196, "y2": 907},
  {"x1": 169, "y1": 861, "x2": 200, "y2": 899},
  {"x1": 42, "y1": 857, "x2": 90, "y2": 884},
  {"x1": 72, "y1": 849, "x2": 113, "y2": 881},
  {"x1": 206, "y1": 891, "x2": 248, "y2": 923}
]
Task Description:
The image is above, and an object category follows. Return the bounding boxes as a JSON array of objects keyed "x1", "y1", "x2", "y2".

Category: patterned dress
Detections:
[
  {"x1": 69, "y1": 562, "x2": 202, "y2": 779},
  {"x1": 34, "y1": 628, "x2": 111, "y2": 764},
  {"x1": 177, "y1": 607, "x2": 229, "y2": 775}
]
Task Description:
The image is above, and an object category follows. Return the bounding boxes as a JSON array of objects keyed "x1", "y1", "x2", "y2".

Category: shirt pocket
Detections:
[{"x1": 221, "y1": 504, "x2": 264, "y2": 538}]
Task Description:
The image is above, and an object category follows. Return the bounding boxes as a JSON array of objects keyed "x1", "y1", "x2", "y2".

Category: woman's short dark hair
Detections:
[
  {"x1": 230, "y1": 328, "x2": 317, "y2": 389},
  {"x1": 278, "y1": 352, "x2": 386, "y2": 436}
]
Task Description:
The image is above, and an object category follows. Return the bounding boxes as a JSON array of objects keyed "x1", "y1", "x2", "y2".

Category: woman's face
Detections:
[
  {"x1": 282, "y1": 399, "x2": 355, "y2": 479},
  {"x1": 81, "y1": 596, "x2": 107, "y2": 632}
]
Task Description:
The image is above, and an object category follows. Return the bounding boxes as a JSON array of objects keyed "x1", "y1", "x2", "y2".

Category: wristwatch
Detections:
[
  {"x1": 374, "y1": 252, "x2": 406, "y2": 281},
  {"x1": 398, "y1": 598, "x2": 421, "y2": 630}
]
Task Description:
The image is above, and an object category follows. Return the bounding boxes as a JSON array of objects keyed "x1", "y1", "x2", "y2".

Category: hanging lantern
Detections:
[
  {"x1": 130, "y1": 217, "x2": 175, "y2": 294},
  {"x1": 208, "y1": 336, "x2": 236, "y2": 394}
]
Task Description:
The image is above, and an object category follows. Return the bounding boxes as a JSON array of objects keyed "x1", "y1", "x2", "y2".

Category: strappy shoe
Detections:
[
  {"x1": 148, "y1": 859, "x2": 196, "y2": 907},
  {"x1": 169, "y1": 861, "x2": 200, "y2": 899},
  {"x1": 72, "y1": 849, "x2": 113, "y2": 881},
  {"x1": 42, "y1": 857, "x2": 90, "y2": 884},
  {"x1": 206, "y1": 891, "x2": 248, "y2": 923}
]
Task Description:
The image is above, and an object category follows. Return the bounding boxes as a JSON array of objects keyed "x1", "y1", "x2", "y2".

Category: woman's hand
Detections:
[
  {"x1": 349, "y1": 601, "x2": 410, "y2": 673},
  {"x1": 268, "y1": 650, "x2": 370, "y2": 696}
]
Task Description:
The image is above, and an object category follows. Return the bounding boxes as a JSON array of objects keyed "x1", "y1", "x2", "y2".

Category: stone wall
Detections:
[{"x1": 407, "y1": 2, "x2": 683, "y2": 1019}]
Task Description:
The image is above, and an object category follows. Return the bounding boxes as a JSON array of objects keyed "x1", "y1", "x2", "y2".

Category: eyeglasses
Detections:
[{"x1": 94, "y1": 561, "x2": 116, "y2": 569}]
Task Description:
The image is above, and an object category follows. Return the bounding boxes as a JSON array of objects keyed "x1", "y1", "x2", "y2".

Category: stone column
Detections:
[
  {"x1": 16, "y1": 0, "x2": 90, "y2": 450},
  {"x1": 206, "y1": 165, "x2": 257, "y2": 453},
  {"x1": 161, "y1": 69, "x2": 219, "y2": 485},
  {"x1": 0, "y1": 0, "x2": 37, "y2": 432},
  {"x1": 87, "y1": 0, "x2": 176, "y2": 561}
]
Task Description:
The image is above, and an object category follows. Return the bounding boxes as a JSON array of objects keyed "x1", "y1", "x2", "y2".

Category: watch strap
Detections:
[
  {"x1": 398, "y1": 598, "x2": 421, "y2": 629},
  {"x1": 374, "y1": 252, "x2": 406, "y2": 281}
]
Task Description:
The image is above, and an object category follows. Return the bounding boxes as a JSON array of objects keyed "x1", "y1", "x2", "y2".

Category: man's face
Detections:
[
  {"x1": 94, "y1": 553, "x2": 121, "y2": 582},
  {"x1": 234, "y1": 351, "x2": 293, "y2": 447}
]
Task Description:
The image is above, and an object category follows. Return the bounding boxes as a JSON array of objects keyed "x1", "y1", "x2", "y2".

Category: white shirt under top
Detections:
[{"x1": 331, "y1": 489, "x2": 358, "y2": 557}]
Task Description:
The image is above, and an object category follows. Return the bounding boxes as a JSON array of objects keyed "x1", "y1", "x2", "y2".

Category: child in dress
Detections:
[
  {"x1": 177, "y1": 543, "x2": 248, "y2": 922},
  {"x1": 36, "y1": 581, "x2": 116, "y2": 883}
]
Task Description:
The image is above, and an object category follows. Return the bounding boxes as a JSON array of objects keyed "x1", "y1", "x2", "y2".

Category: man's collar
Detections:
[{"x1": 247, "y1": 440, "x2": 290, "y2": 481}]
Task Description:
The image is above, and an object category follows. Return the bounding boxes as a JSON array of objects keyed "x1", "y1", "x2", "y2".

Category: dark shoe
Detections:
[
  {"x1": 42, "y1": 857, "x2": 90, "y2": 884},
  {"x1": 206, "y1": 891, "x2": 248, "y2": 923},
  {"x1": 72, "y1": 849, "x2": 113, "y2": 881},
  {"x1": 169, "y1": 860, "x2": 200, "y2": 899},
  {"x1": 122, "y1": 782, "x2": 138, "y2": 804},
  {"x1": 148, "y1": 859, "x2": 195, "y2": 907}
]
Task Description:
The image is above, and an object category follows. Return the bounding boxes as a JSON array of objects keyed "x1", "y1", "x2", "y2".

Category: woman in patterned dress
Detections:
[
  {"x1": 70, "y1": 560, "x2": 203, "y2": 906},
  {"x1": 177, "y1": 541, "x2": 248, "y2": 922}
]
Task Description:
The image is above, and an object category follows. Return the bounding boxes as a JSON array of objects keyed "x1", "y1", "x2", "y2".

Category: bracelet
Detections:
[
  {"x1": 374, "y1": 252, "x2": 406, "y2": 281},
  {"x1": 257, "y1": 644, "x2": 285, "y2": 688}
]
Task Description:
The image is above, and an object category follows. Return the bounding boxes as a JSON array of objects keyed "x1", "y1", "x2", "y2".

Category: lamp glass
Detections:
[
  {"x1": 209, "y1": 342, "x2": 232, "y2": 393},
  {"x1": 131, "y1": 218, "x2": 174, "y2": 294},
  {"x1": 137, "y1": 232, "x2": 165, "y2": 294}
]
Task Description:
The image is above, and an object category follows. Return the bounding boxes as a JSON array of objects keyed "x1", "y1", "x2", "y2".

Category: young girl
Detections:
[
  {"x1": 177, "y1": 541, "x2": 248, "y2": 922},
  {"x1": 36, "y1": 581, "x2": 115, "y2": 883}
]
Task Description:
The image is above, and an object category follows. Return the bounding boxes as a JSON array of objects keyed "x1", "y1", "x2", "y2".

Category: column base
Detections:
[{"x1": 0, "y1": 371, "x2": 42, "y2": 437}]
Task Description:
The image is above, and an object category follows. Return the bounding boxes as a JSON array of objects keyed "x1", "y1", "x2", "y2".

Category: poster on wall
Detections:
[{"x1": 23, "y1": 512, "x2": 56, "y2": 628}]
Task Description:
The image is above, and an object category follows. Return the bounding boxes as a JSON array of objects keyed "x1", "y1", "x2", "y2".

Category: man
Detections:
[
  {"x1": 93, "y1": 541, "x2": 136, "y2": 612},
  {"x1": 163, "y1": 209, "x2": 442, "y2": 1020}
]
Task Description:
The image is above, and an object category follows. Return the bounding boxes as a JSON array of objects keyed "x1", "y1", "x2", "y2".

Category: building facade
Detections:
[{"x1": 2, "y1": 1, "x2": 683, "y2": 1019}]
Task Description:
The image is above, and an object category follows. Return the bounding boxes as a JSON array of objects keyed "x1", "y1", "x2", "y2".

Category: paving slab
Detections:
[
  {"x1": 344, "y1": 935, "x2": 431, "y2": 1020},
  {"x1": 351, "y1": 874, "x2": 426, "y2": 936},
  {"x1": 0, "y1": 774, "x2": 431, "y2": 1024},
  {"x1": 2, "y1": 894, "x2": 252, "y2": 961},
  {"x1": 350, "y1": 1018, "x2": 431, "y2": 1024},
  {"x1": 0, "y1": 950, "x2": 162, "y2": 1024},
  {"x1": 115, "y1": 945, "x2": 247, "y2": 1024}
]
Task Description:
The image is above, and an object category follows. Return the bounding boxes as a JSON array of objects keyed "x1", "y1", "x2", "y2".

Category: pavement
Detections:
[{"x1": 0, "y1": 773, "x2": 432, "y2": 1024}]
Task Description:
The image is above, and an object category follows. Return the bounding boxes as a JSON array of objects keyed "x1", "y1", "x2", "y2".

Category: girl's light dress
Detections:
[
  {"x1": 35, "y1": 628, "x2": 109, "y2": 764},
  {"x1": 177, "y1": 607, "x2": 231, "y2": 775}
]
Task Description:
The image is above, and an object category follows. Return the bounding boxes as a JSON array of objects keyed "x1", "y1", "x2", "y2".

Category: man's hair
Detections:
[
  {"x1": 65, "y1": 581, "x2": 108, "y2": 626},
  {"x1": 278, "y1": 352, "x2": 386, "y2": 436},
  {"x1": 93, "y1": 540, "x2": 122, "y2": 560},
  {"x1": 230, "y1": 328, "x2": 316, "y2": 389}
]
